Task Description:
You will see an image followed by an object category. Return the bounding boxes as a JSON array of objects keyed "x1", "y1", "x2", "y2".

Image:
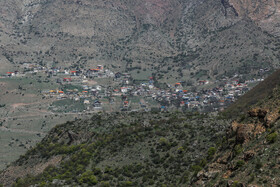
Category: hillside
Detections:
[
  {"x1": 0, "y1": 0, "x2": 280, "y2": 82},
  {"x1": 0, "y1": 112, "x2": 230, "y2": 186},
  {"x1": 224, "y1": 69, "x2": 280, "y2": 118},
  {"x1": 195, "y1": 80, "x2": 280, "y2": 186}
]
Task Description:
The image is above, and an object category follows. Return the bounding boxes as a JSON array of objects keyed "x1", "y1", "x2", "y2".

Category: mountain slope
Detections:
[{"x1": 0, "y1": 0, "x2": 279, "y2": 82}]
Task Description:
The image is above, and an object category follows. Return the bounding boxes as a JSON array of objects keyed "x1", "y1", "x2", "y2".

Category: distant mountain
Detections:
[{"x1": 0, "y1": 0, "x2": 280, "y2": 82}]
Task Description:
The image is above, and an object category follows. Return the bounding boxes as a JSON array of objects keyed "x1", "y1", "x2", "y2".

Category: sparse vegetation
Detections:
[{"x1": 2, "y1": 112, "x2": 229, "y2": 186}]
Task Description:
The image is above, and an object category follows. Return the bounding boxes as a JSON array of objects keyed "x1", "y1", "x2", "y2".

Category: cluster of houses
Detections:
[
  {"x1": 3, "y1": 63, "x2": 115, "y2": 79},
  {"x1": 2, "y1": 63, "x2": 267, "y2": 113},
  {"x1": 41, "y1": 75, "x2": 264, "y2": 112}
]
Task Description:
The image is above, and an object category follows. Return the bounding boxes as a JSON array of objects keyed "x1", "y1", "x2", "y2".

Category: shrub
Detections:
[
  {"x1": 235, "y1": 160, "x2": 245, "y2": 169},
  {"x1": 179, "y1": 171, "x2": 189, "y2": 184},
  {"x1": 234, "y1": 144, "x2": 243, "y2": 155},
  {"x1": 100, "y1": 181, "x2": 110, "y2": 187},
  {"x1": 232, "y1": 181, "x2": 242, "y2": 187},
  {"x1": 255, "y1": 159, "x2": 263, "y2": 170},
  {"x1": 177, "y1": 146, "x2": 184, "y2": 154},
  {"x1": 266, "y1": 132, "x2": 278, "y2": 143},
  {"x1": 78, "y1": 171, "x2": 98, "y2": 185},
  {"x1": 207, "y1": 147, "x2": 216, "y2": 159},
  {"x1": 248, "y1": 174, "x2": 255, "y2": 183},
  {"x1": 199, "y1": 159, "x2": 207, "y2": 167},
  {"x1": 121, "y1": 181, "x2": 133, "y2": 186},
  {"x1": 191, "y1": 165, "x2": 202, "y2": 174}
]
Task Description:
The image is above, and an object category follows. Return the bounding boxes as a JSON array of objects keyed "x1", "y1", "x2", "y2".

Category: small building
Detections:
[
  {"x1": 97, "y1": 65, "x2": 103, "y2": 70},
  {"x1": 63, "y1": 78, "x2": 72, "y2": 82},
  {"x1": 198, "y1": 80, "x2": 209, "y2": 85},
  {"x1": 84, "y1": 100, "x2": 90, "y2": 104},
  {"x1": 6, "y1": 72, "x2": 15, "y2": 77},
  {"x1": 121, "y1": 87, "x2": 128, "y2": 93},
  {"x1": 123, "y1": 100, "x2": 129, "y2": 107},
  {"x1": 175, "y1": 83, "x2": 181, "y2": 87},
  {"x1": 70, "y1": 71, "x2": 77, "y2": 76}
]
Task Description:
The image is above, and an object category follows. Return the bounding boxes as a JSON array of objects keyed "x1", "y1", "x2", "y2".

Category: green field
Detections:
[{"x1": 51, "y1": 99, "x2": 86, "y2": 113}]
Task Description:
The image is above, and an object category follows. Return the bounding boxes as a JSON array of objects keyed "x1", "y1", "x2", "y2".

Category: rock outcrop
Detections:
[{"x1": 229, "y1": 0, "x2": 280, "y2": 36}]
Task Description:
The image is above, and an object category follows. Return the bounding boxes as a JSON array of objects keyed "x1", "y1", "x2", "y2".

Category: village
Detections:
[{"x1": 1, "y1": 63, "x2": 269, "y2": 114}]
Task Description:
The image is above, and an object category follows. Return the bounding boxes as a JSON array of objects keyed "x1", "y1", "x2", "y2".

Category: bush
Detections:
[
  {"x1": 255, "y1": 159, "x2": 263, "y2": 170},
  {"x1": 234, "y1": 144, "x2": 243, "y2": 155},
  {"x1": 235, "y1": 160, "x2": 245, "y2": 169},
  {"x1": 248, "y1": 174, "x2": 255, "y2": 183},
  {"x1": 207, "y1": 147, "x2": 216, "y2": 159},
  {"x1": 199, "y1": 159, "x2": 207, "y2": 167},
  {"x1": 177, "y1": 146, "x2": 184, "y2": 154},
  {"x1": 100, "y1": 181, "x2": 110, "y2": 187},
  {"x1": 191, "y1": 165, "x2": 202, "y2": 174},
  {"x1": 266, "y1": 132, "x2": 278, "y2": 143},
  {"x1": 78, "y1": 171, "x2": 98, "y2": 185},
  {"x1": 232, "y1": 181, "x2": 242, "y2": 187},
  {"x1": 120, "y1": 181, "x2": 134, "y2": 186}
]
